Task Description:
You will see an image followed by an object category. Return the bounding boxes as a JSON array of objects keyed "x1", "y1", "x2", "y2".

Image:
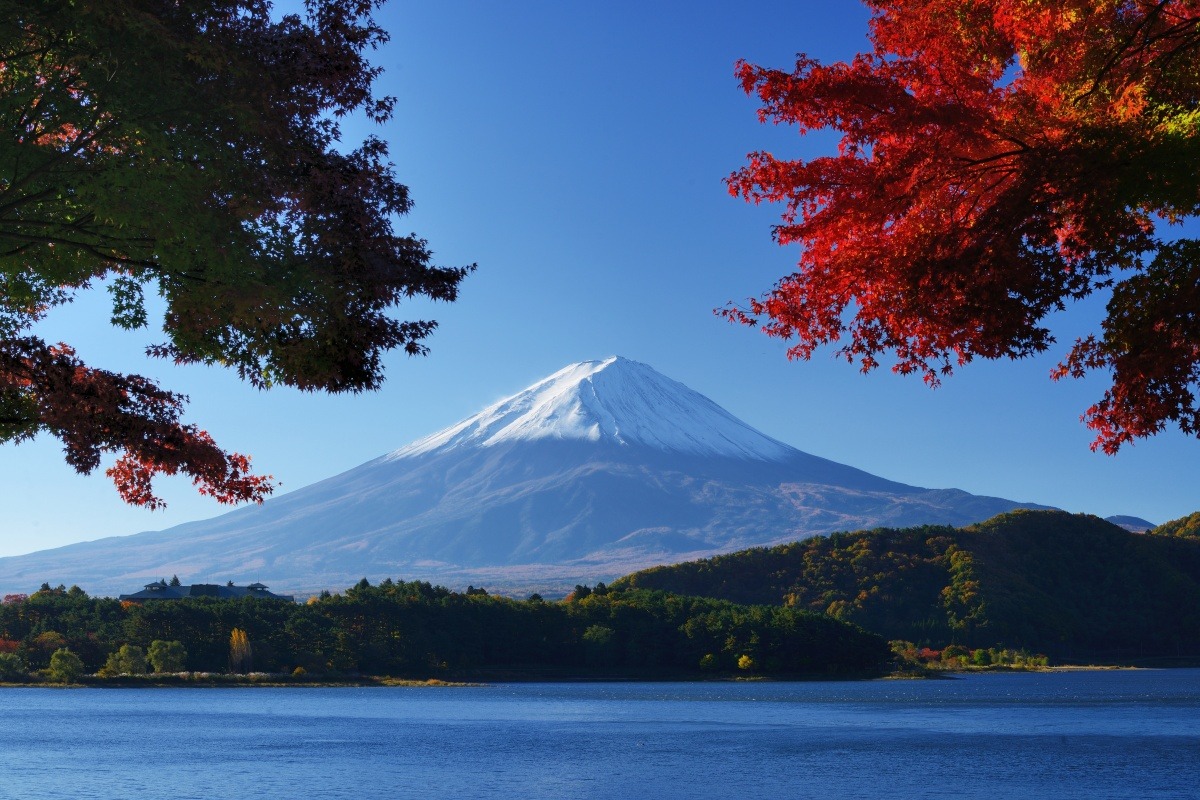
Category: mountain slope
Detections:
[
  {"x1": 0, "y1": 357, "x2": 1050, "y2": 596},
  {"x1": 613, "y1": 510, "x2": 1200, "y2": 660},
  {"x1": 1148, "y1": 512, "x2": 1200, "y2": 539},
  {"x1": 1106, "y1": 515, "x2": 1156, "y2": 532}
]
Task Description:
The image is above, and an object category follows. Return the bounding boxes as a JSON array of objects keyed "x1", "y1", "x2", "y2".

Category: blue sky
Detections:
[{"x1": 3, "y1": 0, "x2": 1197, "y2": 558}]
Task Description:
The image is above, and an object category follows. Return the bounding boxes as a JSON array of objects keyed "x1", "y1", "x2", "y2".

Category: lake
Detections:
[{"x1": 3, "y1": 669, "x2": 1198, "y2": 799}]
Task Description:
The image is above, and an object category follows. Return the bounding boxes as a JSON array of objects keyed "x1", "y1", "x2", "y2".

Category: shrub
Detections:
[
  {"x1": 48, "y1": 648, "x2": 84, "y2": 684},
  {"x1": 0, "y1": 652, "x2": 26, "y2": 681},
  {"x1": 101, "y1": 644, "x2": 148, "y2": 676},
  {"x1": 148, "y1": 640, "x2": 187, "y2": 673}
]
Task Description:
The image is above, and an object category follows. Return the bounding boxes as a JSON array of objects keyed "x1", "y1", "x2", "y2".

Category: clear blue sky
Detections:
[{"x1": 2, "y1": 0, "x2": 1197, "y2": 558}]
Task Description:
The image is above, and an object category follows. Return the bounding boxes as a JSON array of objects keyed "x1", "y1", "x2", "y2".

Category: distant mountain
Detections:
[
  {"x1": 0, "y1": 357, "x2": 1050, "y2": 597},
  {"x1": 613, "y1": 510, "x2": 1200, "y2": 661},
  {"x1": 1105, "y1": 515, "x2": 1156, "y2": 532}
]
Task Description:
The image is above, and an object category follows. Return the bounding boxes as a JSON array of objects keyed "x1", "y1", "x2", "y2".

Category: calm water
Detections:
[{"x1": 3, "y1": 670, "x2": 1198, "y2": 799}]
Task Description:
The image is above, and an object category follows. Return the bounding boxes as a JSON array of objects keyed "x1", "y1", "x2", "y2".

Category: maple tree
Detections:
[
  {"x1": 0, "y1": 0, "x2": 472, "y2": 507},
  {"x1": 726, "y1": 0, "x2": 1200, "y2": 452}
]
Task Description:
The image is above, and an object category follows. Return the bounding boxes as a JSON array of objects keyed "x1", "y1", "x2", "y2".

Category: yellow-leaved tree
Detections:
[{"x1": 229, "y1": 628, "x2": 252, "y2": 674}]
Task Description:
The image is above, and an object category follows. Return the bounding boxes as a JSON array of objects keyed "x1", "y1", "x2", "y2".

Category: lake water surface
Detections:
[{"x1": 3, "y1": 669, "x2": 1198, "y2": 799}]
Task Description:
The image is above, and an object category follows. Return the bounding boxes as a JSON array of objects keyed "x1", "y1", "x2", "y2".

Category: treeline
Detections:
[
  {"x1": 613, "y1": 510, "x2": 1200, "y2": 662},
  {"x1": 1150, "y1": 511, "x2": 1200, "y2": 539},
  {"x1": 0, "y1": 580, "x2": 888, "y2": 680}
]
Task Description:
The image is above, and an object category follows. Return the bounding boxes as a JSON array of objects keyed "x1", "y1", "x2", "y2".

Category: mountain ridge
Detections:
[
  {"x1": 612, "y1": 509, "x2": 1200, "y2": 660},
  {"x1": 0, "y1": 357, "x2": 1053, "y2": 596}
]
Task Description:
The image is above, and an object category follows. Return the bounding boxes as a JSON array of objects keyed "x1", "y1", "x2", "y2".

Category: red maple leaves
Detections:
[
  {"x1": 727, "y1": 0, "x2": 1200, "y2": 451},
  {"x1": 1, "y1": 339, "x2": 271, "y2": 508}
]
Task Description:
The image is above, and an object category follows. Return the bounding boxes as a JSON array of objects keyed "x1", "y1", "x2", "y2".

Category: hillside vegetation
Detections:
[
  {"x1": 613, "y1": 510, "x2": 1200, "y2": 661},
  {"x1": 0, "y1": 580, "x2": 887, "y2": 681},
  {"x1": 1150, "y1": 512, "x2": 1200, "y2": 540}
]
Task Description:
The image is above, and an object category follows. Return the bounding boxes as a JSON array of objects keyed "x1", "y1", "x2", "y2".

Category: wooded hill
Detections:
[
  {"x1": 1152, "y1": 512, "x2": 1200, "y2": 540},
  {"x1": 0, "y1": 580, "x2": 888, "y2": 680},
  {"x1": 612, "y1": 510, "x2": 1200, "y2": 662}
]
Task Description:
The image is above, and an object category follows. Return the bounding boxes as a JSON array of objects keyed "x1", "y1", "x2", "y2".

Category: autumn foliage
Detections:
[
  {"x1": 0, "y1": 1, "x2": 471, "y2": 507},
  {"x1": 727, "y1": 0, "x2": 1200, "y2": 452},
  {"x1": 614, "y1": 509, "x2": 1200, "y2": 659},
  {"x1": 229, "y1": 627, "x2": 252, "y2": 674},
  {"x1": 0, "y1": 579, "x2": 889, "y2": 677},
  {"x1": 1, "y1": 339, "x2": 271, "y2": 507}
]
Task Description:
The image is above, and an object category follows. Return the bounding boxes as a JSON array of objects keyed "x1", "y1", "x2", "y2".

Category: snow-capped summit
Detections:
[
  {"x1": 0, "y1": 356, "x2": 1051, "y2": 597},
  {"x1": 390, "y1": 356, "x2": 795, "y2": 461}
]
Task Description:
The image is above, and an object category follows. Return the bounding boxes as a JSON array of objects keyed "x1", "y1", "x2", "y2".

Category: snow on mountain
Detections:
[
  {"x1": 390, "y1": 356, "x2": 795, "y2": 461},
  {"x1": 0, "y1": 357, "x2": 1054, "y2": 597}
]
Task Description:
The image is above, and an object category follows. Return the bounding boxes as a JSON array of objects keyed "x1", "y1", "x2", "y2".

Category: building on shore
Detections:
[{"x1": 119, "y1": 580, "x2": 295, "y2": 603}]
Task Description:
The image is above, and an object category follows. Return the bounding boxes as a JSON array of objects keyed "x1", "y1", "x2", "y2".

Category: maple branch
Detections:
[
  {"x1": 1075, "y1": 1, "x2": 1200, "y2": 104},
  {"x1": 952, "y1": 147, "x2": 1031, "y2": 167},
  {"x1": 0, "y1": 186, "x2": 58, "y2": 215},
  {"x1": 0, "y1": 118, "x2": 116, "y2": 203},
  {"x1": 0, "y1": 0, "x2": 471, "y2": 506}
]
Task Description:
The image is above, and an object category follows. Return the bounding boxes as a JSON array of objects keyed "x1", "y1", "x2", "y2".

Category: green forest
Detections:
[
  {"x1": 614, "y1": 510, "x2": 1200, "y2": 663},
  {"x1": 0, "y1": 579, "x2": 888, "y2": 683},
  {"x1": 7, "y1": 509, "x2": 1199, "y2": 683}
]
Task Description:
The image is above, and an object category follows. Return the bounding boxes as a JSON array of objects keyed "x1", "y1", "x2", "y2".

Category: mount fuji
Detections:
[{"x1": 0, "y1": 357, "x2": 1049, "y2": 596}]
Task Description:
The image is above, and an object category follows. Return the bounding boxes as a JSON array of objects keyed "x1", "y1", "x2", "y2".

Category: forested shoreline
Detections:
[
  {"x1": 9, "y1": 509, "x2": 1199, "y2": 685},
  {"x1": 615, "y1": 510, "x2": 1200, "y2": 664},
  {"x1": 0, "y1": 580, "x2": 889, "y2": 683}
]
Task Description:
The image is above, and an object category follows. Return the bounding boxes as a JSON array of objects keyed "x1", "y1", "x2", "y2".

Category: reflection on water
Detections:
[{"x1": 3, "y1": 670, "x2": 1198, "y2": 800}]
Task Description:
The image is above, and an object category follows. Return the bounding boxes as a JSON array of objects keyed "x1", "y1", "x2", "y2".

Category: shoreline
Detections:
[{"x1": 3, "y1": 662, "x2": 1192, "y2": 688}]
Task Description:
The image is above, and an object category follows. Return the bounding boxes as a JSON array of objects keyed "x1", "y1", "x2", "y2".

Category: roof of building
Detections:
[{"x1": 119, "y1": 580, "x2": 295, "y2": 603}]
